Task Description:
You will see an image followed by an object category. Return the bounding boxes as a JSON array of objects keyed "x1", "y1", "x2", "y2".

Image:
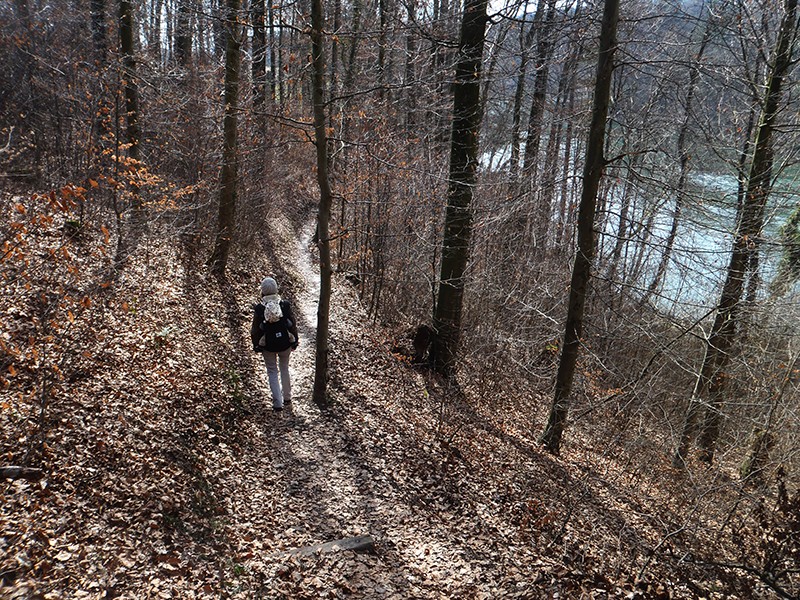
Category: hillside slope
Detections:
[{"x1": 1, "y1": 200, "x2": 788, "y2": 599}]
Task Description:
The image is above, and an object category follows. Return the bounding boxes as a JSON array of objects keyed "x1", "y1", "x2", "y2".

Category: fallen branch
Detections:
[
  {"x1": 285, "y1": 535, "x2": 375, "y2": 557},
  {"x1": 0, "y1": 466, "x2": 45, "y2": 482}
]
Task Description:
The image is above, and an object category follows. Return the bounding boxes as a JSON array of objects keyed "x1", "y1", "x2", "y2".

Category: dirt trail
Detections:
[{"x1": 214, "y1": 217, "x2": 542, "y2": 598}]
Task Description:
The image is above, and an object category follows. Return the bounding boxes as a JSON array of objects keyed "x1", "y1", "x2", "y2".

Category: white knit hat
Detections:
[{"x1": 260, "y1": 277, "x2": 278, "y2": 296}]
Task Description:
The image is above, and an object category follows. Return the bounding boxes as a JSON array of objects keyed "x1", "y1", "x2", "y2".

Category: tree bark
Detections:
[
  {"x1": 119, "y1": 0, "x2": 141, "y2": 165},
  {"x1": 209, "y1": 0, "x2": 241, "y2": 278},
  {"x1": 539, "y1": 0, "x2": 620, "y2": 455},
  {"x1": 404, "y1": 0, "x2": 417, "y2": 133},
  {"x1": 90, "y1": 0, "x2": 108, "y2": 64},
  {"x1": 175, "y1": 0, "x2": 193, "y2": 67},
  {"x1": 310, "y1": 0, "x2": 334, "y2": 408},
  {"x1": 252, "y1": 0, "x2": 267, "y2": 107},
  {"x1": 430, "y1": 0, "x2": 490, "y2": 376},
  {"x1": 268, "y1": 0, "x2": 278, "y2": 102},
  {"x1": 509, "y1": 20, "x2": 534, "y2": 179},
  {"x1": 520, "y1": 0, "x2": 557, "y2": 188},
  {"x1": 674, "y1": 0, "x2": 798, "y2": 467}
]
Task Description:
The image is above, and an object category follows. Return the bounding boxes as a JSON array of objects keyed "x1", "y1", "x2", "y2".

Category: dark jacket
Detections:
[{"x1": 251, "y1": 299, "x2": 299, "y2": 351}]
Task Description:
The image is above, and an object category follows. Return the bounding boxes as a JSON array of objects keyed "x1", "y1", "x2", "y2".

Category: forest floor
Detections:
[{"x1": 0, "y1": 194, "x2": 790, "y2": 599}]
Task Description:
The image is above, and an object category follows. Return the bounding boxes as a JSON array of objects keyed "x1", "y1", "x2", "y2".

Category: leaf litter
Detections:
[{"x1": 0, "y1": 195, "x2": 791, "y2": 599}]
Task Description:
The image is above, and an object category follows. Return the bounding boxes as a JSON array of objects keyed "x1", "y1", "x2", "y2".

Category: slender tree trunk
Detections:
[
  {"x1": 209, "y1": 0, "x2": 241, "y2": 277},
  {"x1": 404, "y1": 0, "x2": 417, "y2": 133},
  {"x1": 521, "y1": 0, "x2": 557, "y2": 186},
  {"x1": 674, "y1": 0, "x2": 798, "y2": 467},
  {"x1": 509, "y1": 21, "x2": 533, "y2": 179},
  {"x1": 378, "y1": 0, "x2": 388, "y2": 97},
  {"x1": 269, "y1": 1, "x2": 278, "y2": 102},
  {"x1": 343, "y1": 0, "x2": 363, "y2": 95},
  {"x1": 252, "y1": 0, "x2": 267, "y2": 107},
  {"x1": 175, "y1": 0, "x2": 193, "y2": 67},
  {"x1": 90, "y1": 0, "x2": 110, "y2": 164},
  {"x1": 539, "y1": 0, "x2": 620, "y2": 455},
  {"x1": 557, "y1": 50, "x2": 578, "y2": 248},
  {"x1": 311, "y1": 0, "x2": 334, "y2": 408},
  {"x1": 330, "y1": 0, "x2": 341, "y2": 98},
  {"x1": 479, "y1": 18, "x2": 508, "y2": 116},
  {"x1": 430, "y1": 0, "x2": 490, "y2": 376},
  {"x1": 605, "y1": 154, "x2": 641, "y2": 289},
  {"x1": 91, "y1": 0, "x2": 108, "y2": 63},
  {"x1": 213, "y1": 0, "x2": 226, "y2": 58},
  {"x1": 119, "y1": 0, "x2": 141, "y2": 165},
  {"x1": 540, "y1": 20, "x2": 579, "y2": 252}
]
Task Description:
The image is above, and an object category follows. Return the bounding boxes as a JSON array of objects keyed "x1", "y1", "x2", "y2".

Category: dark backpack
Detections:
[{"x1": 259, "y1": 301, "x2": 293, "y2": 352}]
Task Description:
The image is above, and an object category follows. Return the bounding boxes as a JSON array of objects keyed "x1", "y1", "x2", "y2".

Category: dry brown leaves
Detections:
[{"x1": 1, "y1": 192, "x2": 788, "y2": 599}]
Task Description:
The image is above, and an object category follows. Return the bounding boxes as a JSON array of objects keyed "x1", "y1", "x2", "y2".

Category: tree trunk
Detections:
[
  {"x1": 540, "y1": 18, "x2": 579, "y2": 252},
  {"x1": 556, "y1": 46, "x2": 579, "y2": 248},
  {"x1": 213, "y1": 0, "x2": 226, "y2": 58},
  {"x1": 252, "y1": 0, "x2": 266, "y2": 107},
  {"x1": 509, "y1": 20, "x2": 534, "y2": 179},
  {"x1": 91, "y1": 0, "x2": 108, "y2": 63},
  {"x1": 430, "y1": 0, "x2": 490, "y2": 376},
  {"x1": 378, "y1": 0, "x2": 388, "y2": 97},
  {"x1": 674, "y1": 0, "x2": 798, "y2": 467},
  {"x1": 209, "y1": 0, "x2": 241, "y2": 278},
  {"x1": 404, "y1": 0, "x2": 417, "y2": 133},
  {"x1": 119, "y1": 0, "x2": 141, "y2": 166},
  {"x1": 330, "y1": 0, "x2": 341, "y2": 98},
  {"x1": 269, "y1": 0, "x2": 278, "y2": 102},
  {"x1": 310, "y1": 0, "x2": 334, "y2": 408},
  {"x1": 539, "y1": 0, "x2": 620, "y2": 455},
  {"x1": 343, "y1": 0, "x2": 363, "y2": 96},
  {"x1": 521, "y1": 0, "x2": 557, "y2": 186},
  {"x1": 175, "y1": 0, "x2": 193, "y2": 67}
]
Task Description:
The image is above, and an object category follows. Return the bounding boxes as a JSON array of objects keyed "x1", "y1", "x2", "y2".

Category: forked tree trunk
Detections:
[
  {"x1": 429, "y1": 0, "x2": 490, "y2": 376},
  {"x1": 209, "y1": 0, "x2": 241, "y2": 277},
  {"x1": 310, "y1": 0, "x2": 334, "y2": 408},
  {"x1": 674, "y1": 0, "x2": 798, "y2": 467},
  {"x1": 539, "y1": 0, "x2": 620, "y2": 455}
]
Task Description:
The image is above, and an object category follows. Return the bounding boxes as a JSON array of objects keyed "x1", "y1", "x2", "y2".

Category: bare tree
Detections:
[
  {"x1": 430, "y1": 0, "x2": 491, "y2": 376},
  {"x1": 674, "y1": 0, "x2": 799, "y2": 467},
  {"x1": 252, "y1": 0, "x2": 267, "y2": 107},
  {"x1": 539, "y1": 0, "x2": 620, "y2": 454},
  {"x1": 209, "y1": 0, "x2": 242, "y2": 277},
  {"x1": 119, "y1": 0, "x2": 141, "y2": 167},
  {"x1": 175, "y1": 0, "x2": 193, "y2": 67},
  {"x1": 311, "y1": 0, "x2": 334, "y2": 408}
]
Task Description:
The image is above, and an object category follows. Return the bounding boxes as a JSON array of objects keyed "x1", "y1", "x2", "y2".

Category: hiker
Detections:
[{"x1": 251, "y1": 276, "x2": 299, "y2": 411}]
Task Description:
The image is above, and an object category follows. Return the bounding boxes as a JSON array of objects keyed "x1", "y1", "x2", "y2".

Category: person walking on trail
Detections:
[{"x1": 251, "y1": 277, "x2": 299, "y2": 411}]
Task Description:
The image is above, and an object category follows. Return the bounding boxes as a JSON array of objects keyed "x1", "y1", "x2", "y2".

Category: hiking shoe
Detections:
[
  {"x1": 284, "y1": 397, "x2": 292, "y2": 406},
  {"x1": 273, "y1": 405, "x2": 283, "y2": 412}
]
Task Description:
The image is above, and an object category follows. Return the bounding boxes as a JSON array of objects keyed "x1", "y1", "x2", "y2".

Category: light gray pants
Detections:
[{"x1": 262, "y1": 348, "x2": 292, "y2": 409}]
